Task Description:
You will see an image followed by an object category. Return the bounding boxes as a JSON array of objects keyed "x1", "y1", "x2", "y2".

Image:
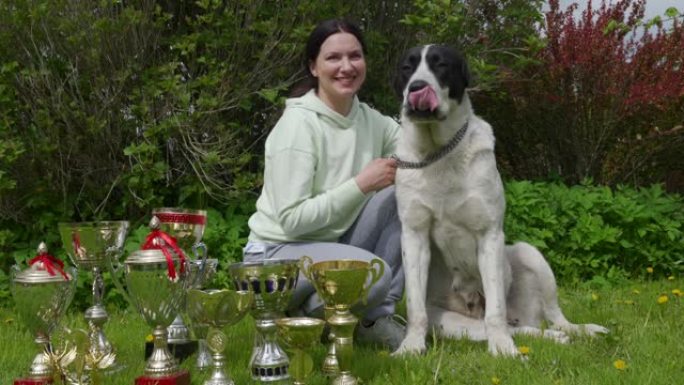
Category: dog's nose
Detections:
[{"x1": 408, "y1": 80, "x2": 429, "y2": 93}]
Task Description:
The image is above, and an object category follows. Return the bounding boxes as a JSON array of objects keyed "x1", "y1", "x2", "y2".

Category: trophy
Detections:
[
  {"x1": 228, "y1": 259, "x2": 299, "y2": 382},
  {"x1": 112, "y1": 248, "x2": 191, "y2": 385},
  {"x1": 11, "y1": 242, "x2": 77, "y2": 385},
  {"x1": 58, "y1": 220, "x2": 129, "y2": 370},
  {"x1": 185, "y1": 258, "x2": 219, "y2": 370},
  {"x1": 186, "y1": 289, "x2": 254, "y2": 385},
  {"x1": 150, "y1": 208, "x2": 209, "y2": 360},
  {"x1": 276, "y1": 317, "x2": 326, "y2": 385},
  {"x1": 299, "y1": 257, "x2": 383, "y2": 385}
]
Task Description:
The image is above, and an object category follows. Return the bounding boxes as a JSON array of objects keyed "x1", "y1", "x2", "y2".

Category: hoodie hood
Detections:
[{"x1": 285, "y1": 89, "x2": 360, "y2": 129}]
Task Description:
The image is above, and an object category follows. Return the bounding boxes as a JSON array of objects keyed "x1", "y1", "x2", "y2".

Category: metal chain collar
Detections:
[{"x1": 391, "y1": 120, "x2": 469, "y2": 169}]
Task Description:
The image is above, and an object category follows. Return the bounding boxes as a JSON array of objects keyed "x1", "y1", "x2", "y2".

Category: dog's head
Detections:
[{"x1": 394, "y1": 45, "x2": 470, "y2": 121}]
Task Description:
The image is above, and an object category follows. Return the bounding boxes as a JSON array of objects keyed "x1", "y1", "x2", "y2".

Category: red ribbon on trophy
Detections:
[
  {"x1": 141, "y1": 229, "x2": 187, "y2": 281},
  {"x1": 29, "y1": 252, "x2": 70, "y2": 280}
]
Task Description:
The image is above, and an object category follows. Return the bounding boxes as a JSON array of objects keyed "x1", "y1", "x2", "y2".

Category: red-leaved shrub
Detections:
[{"x1": 483, "y1": 0, "x2": 683, "y2": 189}]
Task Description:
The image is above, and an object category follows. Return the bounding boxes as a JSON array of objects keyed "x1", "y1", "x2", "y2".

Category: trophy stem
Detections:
[
  {"x1": 28, "y1": 335, "x2": 53, "y2": 378},
  {"x1": 329, "y1": 309, "x2": 359, "y2": 385},
  {"x1": 252, "y1": 318, "x2": 289, "y2": 382},
  {"x1": 204, "y1": 350, "x2": 233, "y2": 385},
  {"x1": 322, "y1": 306, "x2": 340, "y2": 377},
  {"x1": 92, "y1": 267, "x2": 105, "y2": 307},
  {"x1": 145, "y1": 325, "x2": 178, "y2": 376},
  {"x1": 196, "y1": 338, "x2": 213, "y2": 369},
  {"x1": 85, "y1": 267, "x2": 117, "y2": 370}
]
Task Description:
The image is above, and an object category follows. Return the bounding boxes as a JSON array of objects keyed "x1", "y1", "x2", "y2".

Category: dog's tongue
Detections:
[{"x1": 408, "y1": 86, "x2": 439, "y2": 112}]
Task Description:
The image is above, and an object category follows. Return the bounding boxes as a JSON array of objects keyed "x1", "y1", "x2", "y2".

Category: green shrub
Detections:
[{"x1": 504, "y1": 180, "x2": 684, "y2": 284}]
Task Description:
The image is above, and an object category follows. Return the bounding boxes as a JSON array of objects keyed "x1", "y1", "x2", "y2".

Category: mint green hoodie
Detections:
[{"x1": 248, "y1": 90, "x2": 400, "y2": 243}]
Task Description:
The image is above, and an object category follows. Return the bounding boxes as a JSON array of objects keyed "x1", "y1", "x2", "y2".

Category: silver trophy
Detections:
[
  {"x1": 186, "y1": 288, "x2": 253, "y2": 385},
  {"x1": 150, "y1": 208, "x2": 210, "y2": 349},
  {"x1": 228, "y1": 260, "x2": 299, "y2": 382},
  {"x1": 113, "y1": 248, "x2": 191, "y2": 384},
  {"x1": 11, "y1": 242, "x2": 77, "y2": 384},
  {"x1": 58, "y1": 220, "x2": 129, "y2": 369}
]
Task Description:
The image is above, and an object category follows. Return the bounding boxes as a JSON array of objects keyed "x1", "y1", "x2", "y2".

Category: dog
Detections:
[{"x1": 391, "y1": 45, "x2": 608, "y2": 356}]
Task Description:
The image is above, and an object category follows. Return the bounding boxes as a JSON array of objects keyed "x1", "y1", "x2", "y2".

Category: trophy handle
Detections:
[
  {"x1": 299, "y1": 255, "x2": 314, "y2": 282},
  {"x1": 361, "y1": 258, "x2": 385, "y2": 305}
]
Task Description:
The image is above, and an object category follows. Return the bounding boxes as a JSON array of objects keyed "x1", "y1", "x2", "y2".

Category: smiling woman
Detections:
[{"x1": 243, "y1": 19, "x2": 407, "y2": 351}]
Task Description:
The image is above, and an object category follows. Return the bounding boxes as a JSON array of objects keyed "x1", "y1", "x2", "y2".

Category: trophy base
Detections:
[
  {"x1": 14, "y1": 377, "x2": 53, "y2": 385},
  {"x1": 135, "y1": 370, "x2": 190, "y2": 385},
  {"x1": 145, "y1": 340, "x2": 197, "y2": 363}
]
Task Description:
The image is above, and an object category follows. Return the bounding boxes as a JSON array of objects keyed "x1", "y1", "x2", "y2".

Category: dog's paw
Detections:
[
  {"x1": 555, "y1": 323, "x2": 609, "y2": 337},
  {"x1": 542, "y1": 329, "x2": 570, "y2": 344},
  {"x1": 392, "y1": 335, "x2": 426, "y2": 356},
  {"x1": 582, "y1": 323, "x2": 610, "y2": 336},
  {"x1": 488, "y1": 333, "x2": 519, "y2": 357}
]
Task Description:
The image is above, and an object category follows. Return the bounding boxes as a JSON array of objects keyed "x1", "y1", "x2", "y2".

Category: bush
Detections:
[
  {"x1": 504, "y1": 180, "x2": 684, "y2": 284},
  {"x1": 483, "y1": 0, "x2": 684, "y2": 186}
]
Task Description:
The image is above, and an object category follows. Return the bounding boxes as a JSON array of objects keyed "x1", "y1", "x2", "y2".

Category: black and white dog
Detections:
[{"x1": 392, "y1": 45, "x2": 608, "y2": 356}]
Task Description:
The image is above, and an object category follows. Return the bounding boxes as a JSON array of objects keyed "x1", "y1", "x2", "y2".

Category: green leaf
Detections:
[{"x1": 665, "y1": 7, "x2": 680, "y2": 18}]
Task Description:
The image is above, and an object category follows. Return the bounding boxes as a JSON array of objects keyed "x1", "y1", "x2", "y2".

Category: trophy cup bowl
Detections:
[
  {"x1": 123, "y1": 249, "x2": 191, "y2": 385},
  {"x1": 276, "y1": 317, "x2": 326, "y2": 385},
  {"x1": 11, "y1": 247, "x2": 77, "y2": 385},
  {"x1": 186, "y1": 289, "x2": 253, "y2": 385},
  {"x1": 151, "y1": 208, "x2": 206, "y2": 254},
  {"x1": 58, "y1": 220, "x2": 129, "y2": 369},
  {"x1": 228, "y1": 259, "x2": 299, "y2": 382},
  {"x1": 150, "y1": 208, "x2": 209, "y2": 358},
  {"x1": 299, "y1": 257, "x2": 384, "y2": 385}
]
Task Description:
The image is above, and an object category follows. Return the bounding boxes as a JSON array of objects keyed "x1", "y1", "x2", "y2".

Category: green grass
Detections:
[{"x1": 1, "y1": 279, "x2": 682, "y2": 385}]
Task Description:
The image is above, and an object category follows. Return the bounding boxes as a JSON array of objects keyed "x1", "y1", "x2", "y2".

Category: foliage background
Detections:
[{"x1": 1, "y1": 0, "x2": 683, "y2": 306}]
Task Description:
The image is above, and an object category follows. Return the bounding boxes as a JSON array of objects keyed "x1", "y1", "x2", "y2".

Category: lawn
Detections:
[{"x1": 1, "y1": 278, "x2": 682, "y2": 385}]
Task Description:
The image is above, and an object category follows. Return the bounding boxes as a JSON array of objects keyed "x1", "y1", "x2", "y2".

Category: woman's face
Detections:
[{"x1": 310, "y1": 32, "x2": 366, "y2": 111}]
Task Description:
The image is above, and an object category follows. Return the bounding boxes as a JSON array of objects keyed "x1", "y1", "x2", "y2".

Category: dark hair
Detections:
[{"x1": 289, "y1": 19, "x2": 367, "y2": 97}]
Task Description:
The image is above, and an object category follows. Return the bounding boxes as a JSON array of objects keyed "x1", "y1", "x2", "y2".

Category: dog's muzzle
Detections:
[{"x1": 407, "y1": 81, "x2": 439, "y2": 112}]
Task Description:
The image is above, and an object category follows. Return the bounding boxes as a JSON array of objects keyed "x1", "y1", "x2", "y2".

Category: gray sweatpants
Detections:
[{"x1": 243, "y1": 186, "x2": 403, "y2": 322}]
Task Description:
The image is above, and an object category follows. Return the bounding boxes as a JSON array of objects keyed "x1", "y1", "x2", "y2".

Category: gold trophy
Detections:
[
  {"x1": 275, "y1": 317, "x2": 326, "y2": 385},
  {"x1": 299, "y1": 257, "x2": 383, "y2": 385},
  {"x1": 186, "y1": 289, "x2": 253, "y2": 385}
]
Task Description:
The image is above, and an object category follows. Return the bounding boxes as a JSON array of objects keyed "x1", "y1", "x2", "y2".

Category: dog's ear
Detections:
[
  {"x1": 459, "y1": 56, "x2": 471, "y2": 89},
  {"x1": 447, "y1": 46, "x2": 470, "y2": 103}
]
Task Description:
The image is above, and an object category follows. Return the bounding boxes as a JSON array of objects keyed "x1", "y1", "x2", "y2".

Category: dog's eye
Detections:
[{"x1": 401, "y1": 64, "x2": 413, "y2": 73}]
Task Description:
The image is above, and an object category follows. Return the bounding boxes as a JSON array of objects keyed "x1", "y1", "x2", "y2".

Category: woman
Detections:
[{"x1": 244, "y1": 19, "x2": 404, "y2": 350}]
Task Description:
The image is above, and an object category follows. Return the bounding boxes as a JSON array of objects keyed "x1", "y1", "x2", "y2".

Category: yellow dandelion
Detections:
[
  {"x1": 518, "y1": 346, "x2": 530, "y2": 355},
  {"x1": 145, "y1": 334, "x2": 154, "y2": 343},
  {"x1": 632, "y1": 289, "x2": 640, "y2": 295},
  {"x1": 646, "y1": 267, "x2": 654, "y2": 274},
  {"x1": 657, "y1": 295, "x2": 669, "y2": 304},
  {"x1": 668, "y1": 275, "x2": 675, "y2": 281},
  {"x1": 591, "y1": 293, "x2": 599, "y2": 301},
  {"x1": 613, "y1": 359, "x2": 627, "y2": 370},
  {"x1": 491, "y1": 376, "x2": 501, "y2": 385},
  {"x1": 672, "y1": 289, "x2": 682, "y2": 297}
]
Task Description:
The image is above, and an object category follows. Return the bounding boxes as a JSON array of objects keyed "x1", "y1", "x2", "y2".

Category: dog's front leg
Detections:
[
  {"x1": 393, "y1": 226, "x2": 431, "y2": 355},
  {"x1": 479, "y1": 229, "x2": 518, "y2": 356}
]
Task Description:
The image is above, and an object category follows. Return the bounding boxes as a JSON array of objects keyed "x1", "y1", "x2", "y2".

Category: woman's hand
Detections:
[{"x1": 355, "y1": 158, "x2": 398, "y2": 194}]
